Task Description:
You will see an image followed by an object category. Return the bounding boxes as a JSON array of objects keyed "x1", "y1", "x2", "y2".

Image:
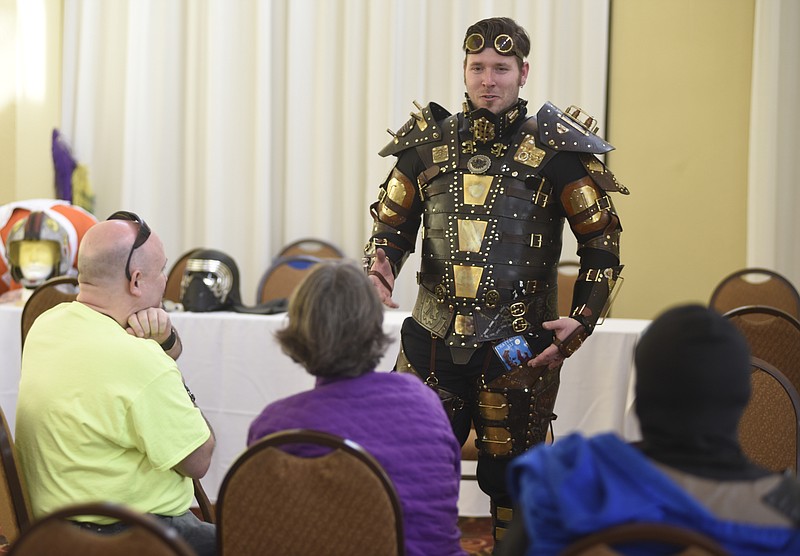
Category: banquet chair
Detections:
[
  {"x1": 710, "y1": 268, "x2": 800, "y2": 319},
  {"x1": 18, "y1": 277, "x2": 215, "y2": 525},
  {"x1": 559, "y1": 522, "x2": 729, "y2": 556},
  {"x1": 256, "y1": 255, "x2": 322, "y2": 304},
  {"x1": 216, "y1": 429, "x2": 404, "y2": 556},
  {"x1": 164, "y1": 248, "x2": 203, "y2": 303},
  {"x1": 276, "y1": 238, "x2": 344, "y2": 260},
  {"x1": 557, "y1": 261, "x2": 580, "y2": 317},
  {"x1": 722, "y1": 305, "x2": 800, "y2": 395},
  {"x1": 738, "y1": 357, "x2": 800, "y2": 475},
  {"x1": 8, "y1": 502, "x2": 195, "y2": 556},
  {"x1": 19, "y1": 276, "x2": 79, "y2": 349},
  {"x1": 0, "y1": 405, "x2": 32, "y2": 545}
]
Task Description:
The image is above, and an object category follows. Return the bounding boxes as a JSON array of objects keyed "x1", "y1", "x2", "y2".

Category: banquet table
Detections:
[{"x1": 0, "y1": 302, "x2": 648, "y2": 515}]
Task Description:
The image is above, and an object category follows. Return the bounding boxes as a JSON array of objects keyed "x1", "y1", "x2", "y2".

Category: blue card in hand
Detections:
[{"x1": 493, "y1": 335, "x2": 534, "y2": 371}]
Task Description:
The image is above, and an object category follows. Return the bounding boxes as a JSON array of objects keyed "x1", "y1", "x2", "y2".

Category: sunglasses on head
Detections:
[{"x1": 106, "y1": 211, "x2": 152, "y2": 281}]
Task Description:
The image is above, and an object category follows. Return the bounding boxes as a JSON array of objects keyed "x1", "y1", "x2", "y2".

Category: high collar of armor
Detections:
[{"x1": 463, "y1": 96, "x2": 528, "y2": 144}]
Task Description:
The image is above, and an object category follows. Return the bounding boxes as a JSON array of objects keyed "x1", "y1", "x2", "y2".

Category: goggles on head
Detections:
[{"x1": 464, "y1": 32, "x2": 523, "y2": 59}]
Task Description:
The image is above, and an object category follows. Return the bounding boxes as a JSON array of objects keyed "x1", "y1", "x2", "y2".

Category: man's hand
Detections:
[
  {"x1": 127, "y1": 307, "x2": 172, "y2": 342},
  {"x1": 528, "y1": 317, "x2": 584, "y2": 370},
  {"x1": 126, "y1": 306, "x2": 182, "y2": 359},
  {"x1": 368, "y1": 248, "x2": 399, "y2": 309}
]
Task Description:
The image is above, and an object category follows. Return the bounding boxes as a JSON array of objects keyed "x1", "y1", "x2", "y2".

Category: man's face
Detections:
[
  {"x1": 137, "y1": 236, "x2": 168, "y2": 309},
  {"x1": 464, "y1": 49, "x2": 529, "y2": 115}
]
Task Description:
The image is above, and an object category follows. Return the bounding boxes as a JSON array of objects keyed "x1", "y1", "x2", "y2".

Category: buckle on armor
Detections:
[
  {"x1": 529, "y1": 234, "x2": 543, "y2": 248},
  {"x1": 509, "y1": 302, "x2": 526, "y2": 317},
  {"x1": 373, "y1": 237, "x2": 388, "y2": 246},
  {"x1": 533, "y1": 190, "x2": 549, "y2": 208},
  {"x1": 512, "y1": 318, "x2": 528, "y2": 333},
  {"x1": 596, "y1": 196, "x2": 611, "y2": 212},
  {"x1": 485, "y1": 290, "x2": 500, "y2": 308}
]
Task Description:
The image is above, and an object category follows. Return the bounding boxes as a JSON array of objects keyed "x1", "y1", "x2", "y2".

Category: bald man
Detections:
[{"x1": 15, "y1": 213, "x2": 216, "y2": 556}]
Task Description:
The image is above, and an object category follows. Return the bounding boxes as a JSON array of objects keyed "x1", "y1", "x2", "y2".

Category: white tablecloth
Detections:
[{"x1": 0, "y1": 303, "x2": 648, "y2": 515}]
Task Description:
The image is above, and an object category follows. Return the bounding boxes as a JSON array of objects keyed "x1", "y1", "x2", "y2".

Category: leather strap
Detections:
[
  {"x1": 552, "y1": 323, "x2": 588, "y2": 358},
  {"x1": 368, "y1": 270, "x2": 393, "y2": 294}
]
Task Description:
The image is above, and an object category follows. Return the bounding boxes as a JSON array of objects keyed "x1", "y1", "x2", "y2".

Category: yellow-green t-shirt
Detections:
[{"x1": 16, "y1": 301, "x2": 210, "y2": 522}]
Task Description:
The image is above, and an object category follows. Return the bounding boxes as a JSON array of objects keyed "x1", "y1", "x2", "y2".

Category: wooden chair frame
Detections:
[
  {"x1": 8, "y1": 502, "x2": 195, "y2": 556},
  {"x1": 710, "y1": 267, "x2": 800, "y2": 319},
  {"x1": 20, "y1": 276, "x2": 79, "y2": 349},
  {"x1": 216, "y1": 428, "x2": 405, "y2": 556},
  {"x1": 560, "y1": 522, "x2": 729, "y2": 556},
  {"x1": 722, "y1": 304, "x2": 800, "y2": 396},
  {"x1": 276, "y1": 238, "x2": 344, "y2": 260},
  {"x1": 739, "y1": 356, "x2": 800, "y2": 475},
  {"x1": 0, "y1": 405, "x2": 32, "y2": 544},
  {"x1": 255, "y1": 254, "x2": 321, "y2": 304}
]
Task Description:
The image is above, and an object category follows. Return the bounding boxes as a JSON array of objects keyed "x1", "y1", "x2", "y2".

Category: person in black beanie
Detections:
[{"x1": 498, "y1": 304, "x2": 800, "y2": 556}]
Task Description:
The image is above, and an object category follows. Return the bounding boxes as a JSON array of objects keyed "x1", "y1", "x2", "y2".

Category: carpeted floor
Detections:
[{"x1": 459, "y1": 516, "x2": 494, "y2": 555}]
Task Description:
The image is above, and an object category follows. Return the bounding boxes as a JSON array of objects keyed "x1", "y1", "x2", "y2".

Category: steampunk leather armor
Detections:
[
  {"x1": 366, "y1": 98, "x2": 626, "y2": 349},
  {"x1": 366, "y1": 97, "x2": 627, "y2": 465}
]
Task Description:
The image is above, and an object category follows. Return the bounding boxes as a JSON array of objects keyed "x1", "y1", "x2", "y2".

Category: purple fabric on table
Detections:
[
  {"x1": 52, "y1": 129, "x2": 77, "y2": 202},
  {"x1": 248, "y1": 370, "x2": 466, "y2": 556}
]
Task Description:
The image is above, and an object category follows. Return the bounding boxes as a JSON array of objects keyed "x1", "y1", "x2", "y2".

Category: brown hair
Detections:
[
  {"x1": 274, "y1": 260, "x2": 393, "y2": 377},
  {"x1": 463, "y1": 17, "x2": 531, "y2": 69}
]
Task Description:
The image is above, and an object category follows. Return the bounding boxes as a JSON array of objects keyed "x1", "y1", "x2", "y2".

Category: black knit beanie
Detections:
[{"x1": 635, "y1": 304, "x2": 752, "y2": 470}]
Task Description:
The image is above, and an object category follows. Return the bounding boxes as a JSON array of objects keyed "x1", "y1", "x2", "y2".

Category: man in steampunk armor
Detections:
[{"x1": 364, "y1": 17, "x2": 628, "y2": 545}]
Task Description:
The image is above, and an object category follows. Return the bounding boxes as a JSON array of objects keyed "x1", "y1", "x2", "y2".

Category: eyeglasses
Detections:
[
  {"x1": 106, "y1": 211, "x2": 152, "y2": 281},
  {"x1": 464, "y1": 33, "x2": 519, "y2": 58}
]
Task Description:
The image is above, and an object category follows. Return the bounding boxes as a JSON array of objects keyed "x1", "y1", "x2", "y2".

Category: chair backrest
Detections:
[
  {"x1": 557, "y1": 261, "x2": 580, "y2": 317},
  {"x1": 256, "y1": 255, "x2": 322, "y2": 304},
  {"x1": 559, "y1": 522, "x2": 730, "y2": 556},
  {"x1": 0, "y1": 406, "x2": 32, "y2": 545},
  {"x1": 164, "y1": 248, "x2": 203, "y2": 303},
  {"x1": 276, "y1": 238, "x2": 344, "y2": 260},
  {"x1": 722, "y1": 305, "x2": 800, "y2": 395},
  {"x1": 739, "y1": 356, "x2": 800, "y2": 475},
  {"x1": 8, "y1": 502, "x2": 195, "y2": 556},
  {"x1": 20, "y1": 276, "x2": 79, "y2": 349},
  {"x1": 710, "y1": 268, "x2": 800, "y2": 319},
  {"x1": 216, "y1": 429, "x2": 404, "y2": 556}
]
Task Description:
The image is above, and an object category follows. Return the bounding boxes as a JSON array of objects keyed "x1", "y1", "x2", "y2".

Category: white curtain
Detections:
[
  {"x1": 747, "y1": 0, "x2": 800, "y2": 285},
  {"x1": 61, "y1": 0, "x2": 610, "y2": 306}
]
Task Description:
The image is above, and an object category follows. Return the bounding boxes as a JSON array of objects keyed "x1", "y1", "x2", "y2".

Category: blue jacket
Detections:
[{"x1": 507, "y1": 433, "x2": 800, "y2": 555}]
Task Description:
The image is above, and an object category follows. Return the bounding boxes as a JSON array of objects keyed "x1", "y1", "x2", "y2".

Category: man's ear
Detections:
[
  {"x1": 129, "y1": 269, "x2": 143, "y2": 296},
  {"x1": 520, "y1": 61, "x2": 530, "y2": 87}
]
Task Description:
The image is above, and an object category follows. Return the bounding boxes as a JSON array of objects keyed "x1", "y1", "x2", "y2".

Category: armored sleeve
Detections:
[
  {"x1": 364, "y1": 150, "x2": 425, "y2": 277},
  {"x1": 542, "y1": 149, "x2": 626, "y2": 342}
]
